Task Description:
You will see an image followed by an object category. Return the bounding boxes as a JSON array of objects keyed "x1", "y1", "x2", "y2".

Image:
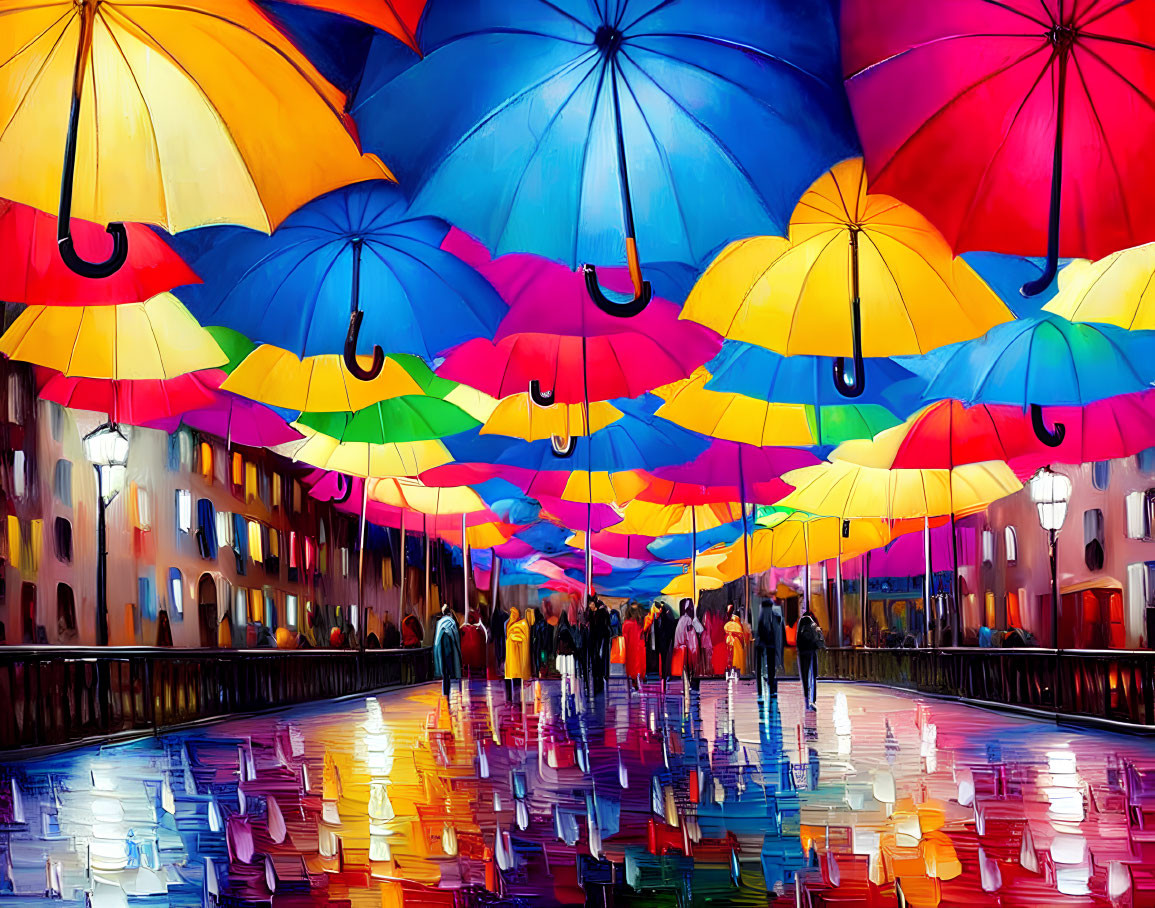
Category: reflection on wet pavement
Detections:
[{"x1": 3, "y1": 678, "x2": 1155, "y2": 905}]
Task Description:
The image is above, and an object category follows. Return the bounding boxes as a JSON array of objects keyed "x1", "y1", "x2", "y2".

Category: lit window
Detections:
[
  {"x1": 231, "y1": 452, "x2": 244, "y2": 490},
  {"x1": 248, "y1": 520, "x2": 263, "y2": 562},
  {"x1": 250, "y1": 588, "x2": 264, "y2": 624},
  {"x1": 273, "y1": 473, "x2": 283, "y2": 510},
  {"x1": 289, "y1": 531, "x2": 298, "y2": 568},
  {"x1": 175, "y1": 490, "x2": 193, "y2": 534},
  {"x1": 131, "y1": 483, "x2": 152, "y2": 531},
  {"x1": 1128, "y1": 563, "x2": 1149, "y2": 619},
  {"x1": 981, "y1": 529, "x2": 995, "y2": 566},
  {"x1": 169, "y1": 567, "x2": 184, "y2": 616},
  {"x1": 216, "y1": 510, "x2": 234, "y2": 548},
  {"x1": 138, "y1": 572, "x2": 158, "y2": 621},
  {"x1": 234, "y1": 588, "x2": 247, "y2": 627},
  {"x1": 340, "y1": 546, "x2": 350, "y2": 577},
  {"x1": 199, "y1": 442, "x2": 213, "y2": 482},
  {"x1": 244, "y1": 462, "x2": 258, "y2": 503},
  {"x1": 286, "y1": 594, "x2": 298, "y2": 628},
  {"x1": 1004, "y1": 526, "x2": 1018, "y2": 564}
]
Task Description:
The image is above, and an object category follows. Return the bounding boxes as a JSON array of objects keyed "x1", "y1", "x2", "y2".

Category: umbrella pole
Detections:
[
  {"x1": 399, "y1": 508, "x2": 406, "y2": 628},
  {"x1": 950, "y1": 513, "x2": 960, "y2": 646},
  {"x1": 861, "y1": 552, "x2": 869, "y2": 646},
  {"x1": 738, "y1": 446, "x2": 751, "y2": 621},
  {"x1": 357, "y1": 480, "x2": 368, "y2": 650},
  {"x1": 462, "y1": 512, "x2": 470, "y2": 624},
  {"x1": 923, "y1": 515, "x2": 932, "y2": 650},
  {"x1": 424, "y1": 515, "x2": 431, "y2": 623},
  {"x1": 490, "y1": 551, "x2": 500, "y2": 615},
  {"x1": 585, "y1": 504, "x2": 593, "y2": 602},
  {"x1": 835, "y1": 531, "x2": 844, "y2": 648},
  {"x1": 691, "y1": 509, "x2": 698, "y2": 607}
]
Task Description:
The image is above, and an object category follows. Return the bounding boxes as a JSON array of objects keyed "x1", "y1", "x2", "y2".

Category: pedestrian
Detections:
[
  {"x1": 489, "y1": 599, "x2": 509, "y2": 674},
  {"x1": 529, "y1": 607, "x2": 554, "y2": 679},
  {"x1": 673, "y1": 599, "x2": 702, "y2": 698},
  {"x1": 432, "y1": 605, "x2": 462, "y2": 701},
  {"x1": 460, "y1": 609, "x2": 489, "y2": 682},
  {"x1": 554, "y1": 610, "x2": 578, "y2": 700},
  {"x1": 381, "y1": 611, "x2": 401, "y2": 649},
  {"x1": 723, "y1": 604, "x2": 750, "y2": 682},
  {"x1": 796, "y1": 608, "x2": 824, "y2": 709},
  {"x1": 589, "y1": 596, "x2": 612, "y2": 696},
  {"x1": 504, "y1": 607, "x2": 530, "y2": 702},
  {"x1": 755, "y1": 598, "x2": 785, "y2": 700},
  {"x1": 623, "y1": 604, "x2": 646, "y2": 692},
  {"x1": 401, "y1": 612, "x2": 424, "y2": 648},
  {"x1": 654, "y1": 600, "x2": 678, "y2": 693}
]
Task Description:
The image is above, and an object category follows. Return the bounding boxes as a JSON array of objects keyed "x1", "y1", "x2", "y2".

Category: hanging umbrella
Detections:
[
  {"x1": 0, "y1": 198, "x2": 198, "y2": 304},
  {"x1": 37, "y1": 368, "x2": 223, "y2": 425},
  {"x1": 270, "y1": 427, "x2": 452, "y2": 477},
  {"x1": 271, "y1": 0, "x2": 425, "y2": 53},
  {"x1": 1044, "y1": 243, "x2": 1155, "y2": 330},
  {"x1": 419, "y1": 461, "x2": 645, "y2": 508},
  {"x1": 843, "y1": 0, "x2": 1155, "y2": 295},
  {"x1": 0, "y1": 293, "x2": 226, "y2": 379},
  {"x1": 222, "y1": 347, "x2": 445, "y2": 412},
  {"x1": 0, "y1": 0, "x2": 383, "y2": 278},
  {"x1": 653, "y1": 369, "x2": 818, "y2": 447},
  {"x1": 653, "y1": 439, "x2": 819, "y2": 487},
  {"x1": 901, "y1": 314, "x2": 1155, "y2": 445},
  {"x1": 566, "y1": 531, "x2": 660, "y2": 563},
  {"x1": 354, "y1": 0, "x2": 859, "y2": 312},
  {"x1": 437, "y1": 230, "x2": 720, "y2": 401},
  {"x1": 172, "y1": 182, "x2": 504, "y2": 377},
  {"x1": 480, "y1": 394, "x2": 622, "y2": 441},
  {"x1": 680, "y1": 158, "x2": 1012, "y2": 395},
  {"x1": 720, "y1": 512, "x2": 892, "y2": 573},
  {"x1": 606, "y1": 501, "x2": 742, "y2": 537},
  {"x1": 295, "y1": 395, "x2": 480, "y2": 445},
  {"x1": 145, "y1": 392, "x2": 303, "y2": 448}
]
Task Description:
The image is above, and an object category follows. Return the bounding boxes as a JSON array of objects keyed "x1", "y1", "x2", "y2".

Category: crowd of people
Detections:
[{"x1": 428, "y1": 594, "x2": 827, "y2": 710}]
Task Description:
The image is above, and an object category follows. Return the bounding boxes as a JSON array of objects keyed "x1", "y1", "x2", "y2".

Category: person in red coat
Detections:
[
  {"x1": 460, "y1": 610, "x2": 489, "y2": 681},
  {"x1": 623, "y1": 605, "x2": 646, "y2": 692}
]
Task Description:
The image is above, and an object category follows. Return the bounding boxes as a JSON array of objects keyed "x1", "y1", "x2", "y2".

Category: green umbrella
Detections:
[
  {"x1": 204, "y1": 326, "x2": 256, "y2": 375},
  {"x1": 804, "y1": 403, "x2": 901, "y2": 446},
  {"x1": 297, "y1": 394, "x2": 479, "y2": 444}
]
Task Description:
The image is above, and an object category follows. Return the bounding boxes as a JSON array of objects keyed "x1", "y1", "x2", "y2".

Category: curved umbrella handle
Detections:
[
  {"x1": 832, "y1": 303, "x2": 866, "y2": 399},
  {"x1": 332, "y1": 473, "x2": 354, "y2": 504},
  {"x1": 344, "y1": 309, "x2": 385, "y2": 381},
  {"x1": 528, "y1": 381, "x2": 554, "y2": 407},
  {"x1": 550, "y1": 434, "x2": 576, "y2": 458},
  {"x1": 583, "y1": 264, "x2": 652, "y2": 318},
  {"x1": 57, "y1": 0, "x2": 127, "y2": 278},
  {"x1": 1030, "y1": 403, "x2": 1066, "y2": 447}
]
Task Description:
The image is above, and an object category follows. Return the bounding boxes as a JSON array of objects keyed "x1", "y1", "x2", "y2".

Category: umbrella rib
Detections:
[
  {"x1": 569, "y1": 56, "x2": 608, "y2": 270},
  {"x1": 628, "y1": 30, "x2": 834, "y2": 88},
  {"x1": 0, "y1": 11, "x2": 73, "y2": 147},
  {"x1": 976, "y1": 0, "x2": 1051, "y2": 28},
  {"x1": 859, "y1": 232, "x2": 921, "y2": 352},
  {"x1": 782, "y1": 230, "x2": 844, "y2": 353},
  {"x1": 617, "y1": 0, "x2": 675, "y2": 34}
]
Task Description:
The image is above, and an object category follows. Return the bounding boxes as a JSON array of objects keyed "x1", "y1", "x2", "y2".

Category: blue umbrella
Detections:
[
  {"x1": 170, "y1": 180, "x2": 506, "y2": 379},
  {"x1": 962, "y1": 253, "x2": 1071, "y2": 319},
  {"x1": 353, "y1": 0, "x2": 858, "y2": 313},
  {"x1": 900, "y1": 314, "x2": 1155, "y2": 446}
]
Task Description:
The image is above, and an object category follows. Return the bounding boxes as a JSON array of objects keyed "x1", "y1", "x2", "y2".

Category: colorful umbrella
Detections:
[
  {"x1": 1043, "y1": 243, "x2": 1155, "y2": 330},
  {"x1": 0, "y1": 198, "x2": 198, "y2": 304},
  {"x1": 295, "y1": 395, "x2": 479, "y2": 445},
  {"x1": 270, "y1": 428, "x2": 452, "y2": 478},
  {"x1": 0, "y1": 0, "x2": 383, "y2": 278},
  {"x1": 172, "y1": 182, "x2": 504, "y2": 376},
  {"x1": 437, "y1": 230, "x2": 720, "y2": 401},
  {"x1": 38, "y1": 368, "x2": 223, "y2": 425},
  {"x1": 843, "y1": 0, "x2": 1155, "y2": 294},
  {"x1": 272, "y1": 0, "x2": 425, "y2": 54},
  {"x1": 680, "y1": 158, "x2": 1012, "y2": 395},
  {"x1": 607, "y1": 501, "x2": 743, "y2": 537},
  {"x1": 721, "y1": 513, "x2": 892, "y2": 573},
  {"x1": 902, "y1": 315, "x2": 1155, "y2": 445},
  {"x1": 0, "y1": 293, "x2": 226, "y2": 379},
  {"x1": 356, "y1": 0, "x2": 858, "y2": 310},
  {"x1": 146, "y1": 392, "x2": 303, "y2": 448},
  {"x1": 480, "y1": 394, "x2": 622, "y2": 442}
]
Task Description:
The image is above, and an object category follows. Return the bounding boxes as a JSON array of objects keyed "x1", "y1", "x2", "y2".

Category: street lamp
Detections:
[
  {"x1": 1028, "y1": 467, "x2": 1072, "y2": 653},
  {"x1": 83, "y1": 422, "x2": 130, "y2": 646}
]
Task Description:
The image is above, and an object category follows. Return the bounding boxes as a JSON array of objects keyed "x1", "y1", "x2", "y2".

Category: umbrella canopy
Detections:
[
  {"x1": 38, "y1": 369, "x2": 223, "y2": 425},
  {"x1": 776, "y1": 458, "x2": 1022, "y2": 521},
  {"x1": 634, "y1": 473, "x2": 790, "y2": 509},
  {"x1": 437, "y1": 230, "x2": 720, "y2": 401},
  {"x1": 146, "y1": 392, "x2": 303, "y2": 448},
  {"x1": 480, "y1": 394, "x2": 622, "y2": 441},
  {"x1": 172, "y1": 182, "x2": 505, "y2": 364},
  {"x1": 367, "y1": 477, "x2": 488, "y2": 515},
  {"x1": 1044, "y1": 244, "x2": 1155, "y2": 330},
  {"x1": 0, "y1": 198, "x2": 198, "y2": 304},
  {"x1": 355, "y1": 0, "x2": 859, "y2": 296},
  {"x1": 721, "y1": 513, "x2": 892, "y2": 573},
  {"x1": 607, "y1": 501, "x2": 743, "y2": 537},
  {"x1": 567, "y1": 531, "x2": 660, "y2": 563},
  {"x1": 296, "y1": 395, "x2": 479, "y2": 445},
  {"x1": 222, "y1": 347, "x2": 443, "y2": 412},
  {"x1": 843, "y1": 0, "x2": 1155, "y2": 293},
  {"x1": 270, "y1": 427, "x2": 452, "y2": 477},
  {"x1": 0, "y1": 293, "x2": 226, "y2": 379},
  {"x1": 273, "y1": 0, "x2": 425, "y2": 54},
  {"x1": 0, "y1": 0, "x2": 383, "y2": 280},
  {"x1": 653, "y1": 439, "x2": 819, "y2": 487},
  {"x1": 420, "y1": 462, "x2": 646, "y2": 507},
  {"x1": 680, "y1": 158, "x2": 1012, "y2": 394}
]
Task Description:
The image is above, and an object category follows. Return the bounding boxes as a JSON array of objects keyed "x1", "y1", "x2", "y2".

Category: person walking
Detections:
[
  {"x1": 755, "y1": 599, "x2": 785, "y2": 700},
  {"x1": 673, "y1": 599, "x2": 703, "y2": 698},
  {"x1": 723, "y1": 604, "x2": 750, "y2": 682},
  {"x1": 654, "y1": 601, "x2": 679, "y2": 694},
  {"x1": 460, "y1": 609, "x2": 489, "y2": 682},
  {"x1": 554, "y1": 611, "x2": 578, "y2": 701},
  {"x1": 589, "y1": 596, "x2": 612, "y2": 696},
  {"x1": 623, "y1": 604, "x2": 646, "y2": 692},
  {"x1": 432, "y1": 605, "x2": 462, "y2": 701},
  {"x1": 504, "y1": 607, "x2": 530, "y2": 702},
  {"x1": 796, "y1": 608, "x2": 824, "y2": 709},
  {"x1": 401, "y1": 612, "x2": 424, "y2": 648}
]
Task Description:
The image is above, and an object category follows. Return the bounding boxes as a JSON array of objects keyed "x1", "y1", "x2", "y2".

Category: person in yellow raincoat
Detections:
[
  {"x1": 723, "y1": 604, "x2": 750, "y2": 681},
  {"x1": 504, "y1": 607, "x2": 530, "y2": 702}
]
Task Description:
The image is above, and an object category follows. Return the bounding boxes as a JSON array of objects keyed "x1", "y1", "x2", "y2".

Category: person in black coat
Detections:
[
  {"x1": 588, "y1": 596, "x2": 612, "y2": 696},
  {"x1": 755, "y1": 598, "x2": 785, "y2": 700},
  {"x1": 489, "y1": 602, "x2": 509, "y2": 672},
  {"x1": 653, "y1": 601, "x2": 679, "y2": 690},
  {"x1": 796, "y1": 609, "x2": 823, "y2": 709}
]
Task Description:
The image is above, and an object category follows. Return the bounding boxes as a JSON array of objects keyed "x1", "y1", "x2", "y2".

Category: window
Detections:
[
  {"x1": 131, "y1": 483, "x2": 152, "y2": 531},
  {"x1": 264, "y1": 590, "x2": 277, "y2": 630},
  {"x1": 53, "y1": 460, "x2": 72, "y2": 507},
  {"x1": 7, "y1": 373, "x2": 26, "y2": 424},
  {"x1": 273, "y1": 473, "x2": 283, "y2": 511},
  {"x1": 1093, "y1": 461, "x2": 1111, "y2": 491},
  {"x1": 286, "y1": 594, "x2": 298, "y2": 629},
  {"x1": 292, "y1": 480, "x2": 303, "y2": 514},
  {"x1": 49, "y1": 403, "x2": 64, "y2": 441},
  {"x1": 175, "y1": 490, "x2": 192, "y2": 534},
  {"x1": 288, "y1": 531, "x2": 299, "y2": 583},
  {"x1": 340, "y1": 546, "x2": 350, "y2": 578},
  {"x1": 258, "y1": 468, "x2": 272, "y2": 509},
  {"x1": 196, "y1": 499, "x2": 218, "y2": 559},
  {"x1": 232, "y1": 513, "x2": 248, "y2": 575},
  {"x1": 249, "y1": 588, "x2": 264, "y2": 624},
  {"x1": 234, "y1": 588, "x2": 247, "y2": 627},
  {"x1": 1128, "y1": 563, "x2": 1149, "y2": 620},
  {"x1": 244, "y1": 462, "x2": 258, "y2": 503},
  {"x1": 981, "y1": 529, "x2": 995, "y2": 566},
  {"x1": 1139, "y1": 448, "x2": 1155, "y2": 475},
  {"x1": 138, "y1": 572, "x2": 158, "y2": 621},
  {"x1": 247, "y1": 520, "x2": 263, "y2": 563},
  {"x1": 56, "y1": 583, "x2": 76, "y2": 639},
  {"x1": 1084, "y1": 509, "x2": 1105, "y2": 571},
  {"x1": 12, "y1": 450, "x2": 25, "y2": 497},
  {"x1": 265, "y1": 527, "x2": 280, "y2": 575},
  {"x1": 199, "y1": 442, "x2": 214, "y2": 483},
  {"x1": 216, "y1": 510, "x2": 234, "y2": 548},
  {"x1": 53, "y1": 517, "x2": 72, "y2": 563},
  {"x1": 1005, "y1": 526, "x2": 1018, "y2": 564},
  {"x1": 230, "y1": 452, "x2": 244, "y2": 493},
  {"x1": 168, "y1": 567, "x2": 184, "y2": 617}
]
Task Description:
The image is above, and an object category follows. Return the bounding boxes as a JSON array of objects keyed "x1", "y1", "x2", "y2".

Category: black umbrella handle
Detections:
[
  {"x1": 58, "y1": 0, "x2": 128, "y2": 279},
  {"x1": 344, "y1": 238, "x2": 385, "y2": 381},
  {"x1": 528, "y1": 381, "x2": 555, "y2": 407},
  {"x1": 832, "y1": 230, "x2": 866, "y2": 398},
  {"x1": 1031, "y1": 403, "x2": 1066, "y2": 447},
  {"x1": 332, "y1": 473, "x2": 355, "y2": 504},
  {"x1": 583, "y1": 264, "x2": 652, "y2": 317},
  {"x1": 550, "y1": 435, "x2": 576, "y2": 458}
]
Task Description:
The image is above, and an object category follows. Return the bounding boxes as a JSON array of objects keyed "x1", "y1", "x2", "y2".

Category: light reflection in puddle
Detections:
[{"x1": 3, "y1": 679, "x2": 1155, "y2": 905}]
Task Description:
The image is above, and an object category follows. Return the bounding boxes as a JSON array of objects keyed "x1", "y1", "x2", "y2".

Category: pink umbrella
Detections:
[
  {"x1": 146, "y1": 391, "x2": 301, "y2": 447},
  {"x1": 438, "y1": 229, "x2": 721, "y2": 402},
  {"x1": 653, "y1": 440, "x2": 820, "y2": 501},
  {"x1": 582, "y1": 531, "x2": 661, "y2": 563}
]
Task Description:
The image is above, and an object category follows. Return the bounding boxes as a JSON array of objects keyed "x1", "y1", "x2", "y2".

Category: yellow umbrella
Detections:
[
  {"x1": 222, "y1": 347, "x2": 432, "y2": 412},
  {"x1": 718, "y1": 513, "x2": 891, "y2": 574},
  {"x1": 0, "y1": 293, "x2": 225, "y2": 379},
  {"x1": 553, "y1": 470, "x2": 648, "y2": 506},
  {"x1": 607, "y1": 500, "x2": 743, "y2": 536},
  {"x1": 680, "y1": 158, "x2": 1011, "y2": 393},
  {"x1": 367, "y1": 478, "x2": 488, "y2": 515},
  {"x1": 443, "y1": 384, "x2": 500, "y2": 422},
  {"x1": 654, "y1": 368, "x2": 816, "y2": 447},
  {"x1": 481, "y1": 394, "x2": 623, "y2": 441},
  {"x1": 663, "y1": 560, "x2": 727, "y2": 597},
  {"x1": 0, "y1": 0, "x2": 384, "y2": 276},
  {"x1": 1043, "y1": 243, "x2": 1155, "y2": 330},
  {"x1": 776, "y1": 458, "x2": 1021, "y2": 521},
  {"x1": 271, "y1": 427, "x2": 452, "y2": 478}
]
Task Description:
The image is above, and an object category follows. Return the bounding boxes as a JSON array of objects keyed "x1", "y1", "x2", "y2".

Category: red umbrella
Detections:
[
  {"x1": 37, "y1": 369, "x2": 223, "y2": 425},
  {"x1": 0, "y1": 199, "x2": 198, "y2": 304},
  {"x1": 843, "y1": 0, "x2": 1155, "y2": 294}
]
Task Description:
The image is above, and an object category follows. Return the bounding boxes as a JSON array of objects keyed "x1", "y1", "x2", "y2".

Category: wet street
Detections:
[{"x1": 3, "y1": 678, "x2": 1155, "y2": 906}]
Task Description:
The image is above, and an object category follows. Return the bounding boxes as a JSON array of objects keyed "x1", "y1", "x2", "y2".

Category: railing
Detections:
[
  {"x1": 0, "y1": 646, "x2": 433, "y2": 754},
  {"x1": 820, "y1": 647, "x2": 1155, "y2": 730}
]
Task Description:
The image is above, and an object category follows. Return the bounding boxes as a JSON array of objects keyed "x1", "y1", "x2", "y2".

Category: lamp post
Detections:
[
  {"x1": 1028, "y1": 466, "x2": 1072, "y2": 708},
  {"x1": 82, "y1": 422, "x2": 130, "y2": 646}
]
